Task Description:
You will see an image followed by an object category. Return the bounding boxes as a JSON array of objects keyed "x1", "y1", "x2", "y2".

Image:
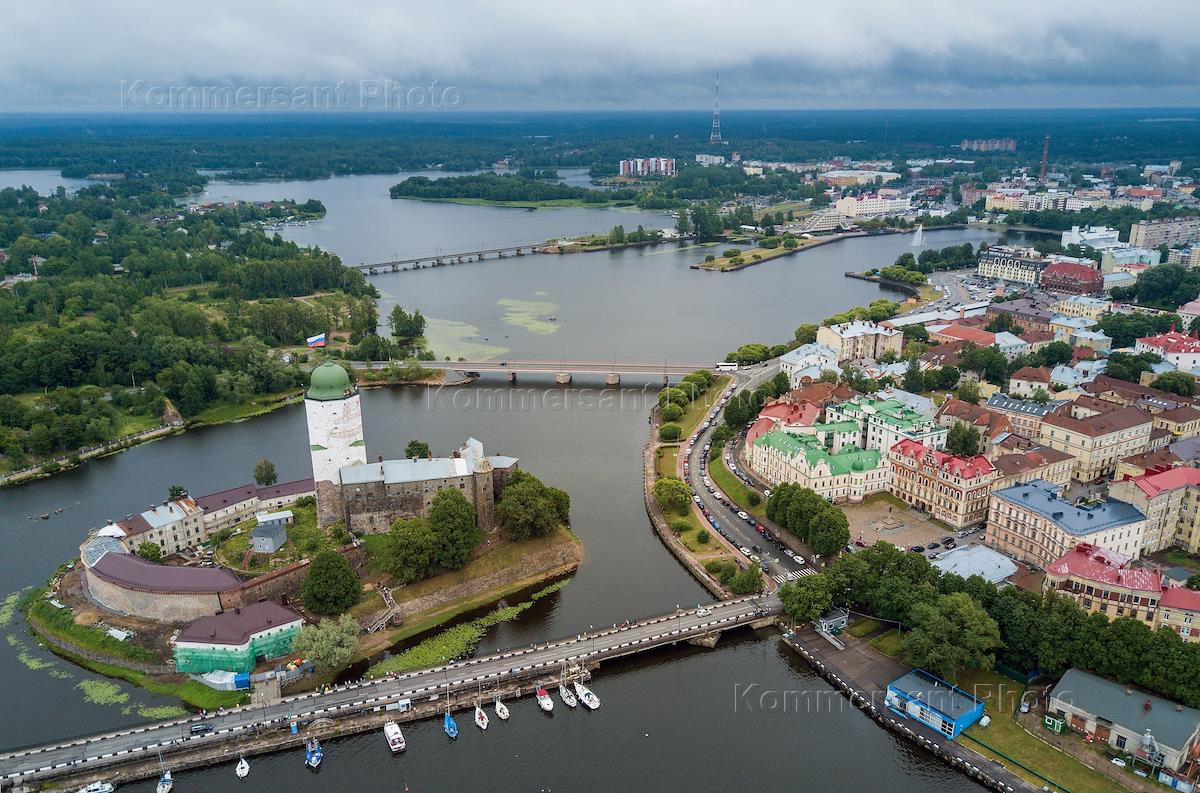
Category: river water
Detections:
[{"x1": 0, "y1": 170, "x2": 1000, "y2": 790}]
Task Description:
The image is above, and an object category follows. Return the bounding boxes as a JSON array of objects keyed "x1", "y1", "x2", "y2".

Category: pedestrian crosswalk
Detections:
[{"x1": 771, "y1": 568, "x2": 816, "y2": 583}]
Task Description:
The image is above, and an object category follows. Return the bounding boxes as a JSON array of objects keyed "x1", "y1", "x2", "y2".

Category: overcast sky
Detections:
[{"x1": 3, "y1": 0, "x2": 1199, "y2": 112}]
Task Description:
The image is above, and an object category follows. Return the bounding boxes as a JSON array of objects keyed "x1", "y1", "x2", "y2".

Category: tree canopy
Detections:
[{"x1": 301, "y1": 549, "x2": 361, "y2": 614}]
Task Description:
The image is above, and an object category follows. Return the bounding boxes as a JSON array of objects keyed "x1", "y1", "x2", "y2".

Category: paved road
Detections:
[
  {"x1": 351, "y1": 359, "x2": 713, "y2": 376},
  {"x1": 0, "y1": 596, "x2": 777, "y2": 785},
  {"x1": 678, "y1": 364, "x2": 816, "y2": 588}
]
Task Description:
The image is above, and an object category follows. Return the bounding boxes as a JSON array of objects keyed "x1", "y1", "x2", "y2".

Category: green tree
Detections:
[
  {"x1": 389, "y1": 306, "x2": 427, "y2": 339},
  {"x1": 380, "y1": 517, "x2": 439, "y2": 583},
  {"x1": 945, "y1": 421, "x2": 982, "y2": 456},
  {"x1": 1030, "y1": 387, "x2": 1051, "y2": 404},
  {"x1": 808, "y1": 505, "x2": 850, "y2": 558},
  {"x1": 780, "y1": 573, "x2": 833, "y2": 624},
  {"x1": 902, "y1": 592, "x2": 1001, "y2": 683},
  {"x1": 1152, "y1": 371, "x2": 1196, "y2": 397},
  {"x1": 652, "y1": 476, "x2": 693, "y2": 516},
  {"x1": 729, "y1": 562, "x2": 764, "y2": 595},
  {"x1": 903, "y1": 359, "x2": 924, "y2": 393},
  {"x1": 933, "y1": 365, "x2": 961, "y2": 390},
  {"x1": 658, "y1": 386, "x2": 690, "y2": 408},
  {"x1": 301, "y1": 549, "x2": 362, "y2": 614},
  {"x1": 254, "y1": 456, "x2": 278, "y2": 487},
  {"x1": 659, "y1": 422, "x2": 683, "y2": 441},
  {"x1": 794, "y1": 323, "x2": 819, "y2": 344},
  {"x1": 404, "y1": 439, "x2": 431, "y2": 459},
  {"x1": 429, "y1": 488, "x2": 482, "y2": 569},
  {"x1": 954, "y1": 380, "x2": 982, "y2": 405},
  {"x1": 168, "y1": 484, "x2": 187, "y2": 500},
  {"x1": 660, "y1": 403, "x2": 684, "y2": 422},
  {"x1": 1037, "y1": 340, "x2": 1074, "y2": 367},
  {"x1": 291, "y1": 615, "x2": 360, "y2": 670},
  {"x1": 496, "y1": 476, "x2": 559, "y2": 542},
  {"x1": 785, "y1": 487, "x2": 829, "y2": 541},
  {"x1": 136, "y1": 541, "x2": 162, "y2": 563}
]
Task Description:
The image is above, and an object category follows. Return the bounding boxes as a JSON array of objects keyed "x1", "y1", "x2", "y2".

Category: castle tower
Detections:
[{"x1": 305, "y1": 362, "x2": 367, "y2": 528}]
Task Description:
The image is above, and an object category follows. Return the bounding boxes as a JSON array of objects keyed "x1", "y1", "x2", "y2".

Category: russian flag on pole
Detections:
[{"x1": 306, "y1": 333, "x2": 327, "y2": 348}]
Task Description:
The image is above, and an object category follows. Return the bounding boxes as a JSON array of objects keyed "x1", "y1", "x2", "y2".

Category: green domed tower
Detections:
[{"x1": 304, "y1": 362, "x2": 366, "y2": 527}]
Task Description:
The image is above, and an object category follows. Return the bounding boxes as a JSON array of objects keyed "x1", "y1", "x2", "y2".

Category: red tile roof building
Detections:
[
  {"x1": 1044, "y1": 543, "x2": 1161, "y2": 621},
  {"x1": 1039, "y1": 260, "x2": 1105, "y2": 296},
  {"x1": 888, "y1": 439, "x2": 997, "y2": 528},
  {"x1": 1110, "y1": 468, "x2": 1200, "y2": 554},
  {"x1": 929, "y1": 324, "x2": 997, "y2": 346},
  {"x1": 1008, "y1": 366, "x2": 1052, "y2": 398},
  {"x1": 1135, "y1": 329, "x2": 1200, "y2": 370}
]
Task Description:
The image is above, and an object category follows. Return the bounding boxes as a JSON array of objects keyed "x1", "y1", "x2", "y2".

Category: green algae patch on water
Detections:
[
  {"x1": 423, "y1": 317, "x2": 510, "y2": 360},
  {"x1": 77, "y1": 679, "x2": 129, "y2": 705},
  {"x1": 18, "y1": 647, "x2": 55, "y2": 671},
  {"x1": 134, "y1": 704, "x2": 188, "y2": 719},
  {"x1": 498, "y1": 298, "x2": 559, "y2": 335}
]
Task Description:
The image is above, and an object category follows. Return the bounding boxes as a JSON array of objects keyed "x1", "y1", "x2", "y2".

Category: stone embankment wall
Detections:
[
  {"x1": 219, "y1": 544, "x2": 367, "y2": 610},
  {"x1": 27, "y1": 615, "x2": 174, "y2": 675}
]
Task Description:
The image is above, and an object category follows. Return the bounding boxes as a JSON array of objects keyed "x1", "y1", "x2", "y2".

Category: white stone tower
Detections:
[{"x1": 305, "y1": 362, "x2": 367, "y2": 527}]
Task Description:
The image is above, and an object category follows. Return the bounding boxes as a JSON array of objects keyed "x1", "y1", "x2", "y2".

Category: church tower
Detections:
[{"x1": 305, "y1": 362, "x2": 367, "y2": 527}]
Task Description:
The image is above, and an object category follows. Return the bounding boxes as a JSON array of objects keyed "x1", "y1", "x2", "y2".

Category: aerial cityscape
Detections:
[{"x1": 2, "y1": 3, "x2": 1200, "y2": 792}]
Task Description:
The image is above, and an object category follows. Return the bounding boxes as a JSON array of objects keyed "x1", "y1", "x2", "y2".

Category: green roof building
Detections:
[
  {"x1": 825, "y1": 396, "x2": 948, "y2": 454},
  {"x1": 750, "y1": 427, "x2": 889, "y2": 503}
]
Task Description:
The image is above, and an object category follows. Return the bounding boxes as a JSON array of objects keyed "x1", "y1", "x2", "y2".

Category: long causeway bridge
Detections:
[
  {"x1": 360, "y1": 358, "x2": 717, "y2": 384},
  {"x1": 350, "y1": 244, "x2": 542, "y2": 274},
  {"x1": 0, "y1": 596, "x2": 778, "y2": 788}
]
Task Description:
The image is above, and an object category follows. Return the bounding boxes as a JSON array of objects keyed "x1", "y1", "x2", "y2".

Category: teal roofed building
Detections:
[
  {"x1": 174, "y1": 601, "x2": 304, "y2": 675},
  {"x1": 749, "y1": 427, "x2": 889, "y2": 503},
  {"x1": 826, "y1": 395, "x2": 948, "y2": 453}
]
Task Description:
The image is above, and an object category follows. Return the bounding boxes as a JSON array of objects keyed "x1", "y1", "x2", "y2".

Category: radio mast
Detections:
[{"x1": 709, "y1": 72, "x2": 722, "y2": 144}]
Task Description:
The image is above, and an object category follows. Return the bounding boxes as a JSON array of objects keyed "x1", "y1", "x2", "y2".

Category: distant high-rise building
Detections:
[
  {"x1": 709, "y1": 72, "x2": 722, "y2": 144},
  {"x1": 618, "y1": 158, "x2": 675, "y2": 177}
]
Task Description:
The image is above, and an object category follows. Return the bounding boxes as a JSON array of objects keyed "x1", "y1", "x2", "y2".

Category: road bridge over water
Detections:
[
  {"x1": 357, "y1": 358, "x2": 718, "y2": 384},
  {"x1": 350, "y1": 244, "x2": 542, "y2": 275},
  {"x1": 0, "y1": 596, "x2": 778, "y2": 787}
]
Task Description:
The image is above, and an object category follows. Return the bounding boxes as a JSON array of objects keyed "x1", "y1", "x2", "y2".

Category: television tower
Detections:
[
  {"x1": 709, "y1": 72, "x2": 722, "y2": 144},
  {"x1": 1038, "y1": 135, "x2": 1051, "y2": 183}
]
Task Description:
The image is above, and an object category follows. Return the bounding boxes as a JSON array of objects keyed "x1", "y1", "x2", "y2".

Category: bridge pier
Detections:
[
  {"x1": 661, "y1": 374, "x2": 669, "y2": 386},
  {"x1": 605, "y1": 373, "x2": 620, "y2": 386},
  {"x1": 555, "y1": 372, "x2": 572, "y2": 385},
  {"x1": 687, "y1": 632, "x2": 721, "y2": 649},
  {"x1": 506, "y1": 371, "x2": 516, "y2": 384}
]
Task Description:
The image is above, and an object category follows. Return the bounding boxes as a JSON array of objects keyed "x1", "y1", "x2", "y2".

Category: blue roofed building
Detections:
[{"x1": 885, "y1": 669, "x2": 985, "y2": 738}]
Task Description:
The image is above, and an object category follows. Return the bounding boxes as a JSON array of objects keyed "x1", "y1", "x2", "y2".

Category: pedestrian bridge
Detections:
[
  {"x1": 351, "y1": 244, "x2": 541, "y2": 274},
  {"x1": 0, "y1": 596, "x2": 779, "y2": 786}
]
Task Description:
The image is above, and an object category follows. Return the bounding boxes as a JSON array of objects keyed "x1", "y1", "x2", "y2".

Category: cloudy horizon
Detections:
[{"x1": 3, "y1": 0, "x2": 1199, "y2": 112}]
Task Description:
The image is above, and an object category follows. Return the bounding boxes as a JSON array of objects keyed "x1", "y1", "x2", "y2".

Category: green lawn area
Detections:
[
  {"x1": 957, "y1": 669, "x2": 1128, "y2": 793},
  {"x1": 401, "y1": 196, "x2": 625, "y2": 209},
  {"x1": 697, "y1": 239, "x2": 822, "y2": 271},
  {"x1": 115, "y1": 411, "x2": 162, "y2": 436},
  {"x1": 846, "y1": 617, "x2": 883, "y2": 638},
  {"x1": 189, "y1": 391, "x2": 298, "y2": 425},
  {"x1": 709, "y1": 456, "x2": 765, "y2": 517},
  {"x1": 655, "y1": 445, "x2": 680, "y2": 478},
  {"x1": 1160, "y1": 549, "x2": 1200, "y2": 571},
  {"x1": 674, "y1": 375, "x2": 731, "y2": 438},
  {"x1": 862, "y1": 491, "x2": 910, "y2": 511},
  {"x1": 868, "y1": 629, "x2": 904, "y2": 657},
  {"x1": 214, "y1": 503, "x2": 332, "y2": 573}
]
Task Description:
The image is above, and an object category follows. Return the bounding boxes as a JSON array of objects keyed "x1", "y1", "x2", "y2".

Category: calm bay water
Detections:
[{"x1": 0, "y1": 170, "x2": 993, "y2": 790}]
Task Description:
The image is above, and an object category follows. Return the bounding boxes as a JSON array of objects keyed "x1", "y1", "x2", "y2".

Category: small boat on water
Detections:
[
  {"x1": 304, "y1": 737, "x2": 323, "y2": 769},
  {"x1": 574, "y1": 681, "x2": 601, "y2": 710},
  {"x1": 535, "y1": 687, "x2": 554, "y2": 712},
  {"x1": 235, "y1": 757, "x2": 249, "y2": 778},
  {"x1": 474, "y1": 703, "x2": 489, "y2": 731},
  {"x1": 558, "y1": 682, "x2": 577, "y2": 708},
  {"x1": 156, "y1": 769, "x2": 173, "y2": 793},
  {"x1": 76, "y1": 783, "x2": 115, "y2": 793},
  {"x1": 443, "y1": 710, "x2": 459, "y2": 739},
  {"x1": 494, "y1": 696, "x2": 509, "y2": 721},
  {"x1": 383, "y1": 720, "x2": 406, "y2": 753}
]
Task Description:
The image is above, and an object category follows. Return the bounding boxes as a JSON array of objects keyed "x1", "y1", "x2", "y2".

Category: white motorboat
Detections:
[
  {"x1": 535, "y1": 687, "x2": 554, "y2": 712},
  {"x1": 574, "y1": 681, "x2": 601, "y2": 710},
  {"x1": 474, "y1": 703, "x2": 489, "y2": 731},
  {"x1": 235, "y1": 757, "x2": 249, "y2": 778},
  {"x1": 494, "y1": 697, "x2": 510, "y2": 720},
  {"x1": 77, "y1": 783, "x2": 115, "y2": 793},
  {"x1": 558, "y1": 683, "x2": 577, "y2": 708},
  {"x1": 155, "y1": 769, "x2": 173, "y2": 793},
  {"x1": 383, "y1": 720, "x2": 406, "y2": 753}
]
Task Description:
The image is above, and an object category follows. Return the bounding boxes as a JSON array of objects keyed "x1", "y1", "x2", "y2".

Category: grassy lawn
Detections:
[
  {"x1": 189, "y1": 391, "x2": 299, "y2": 425},
  {"x1": 390, "y1": 526, "x2": 580, "y2": 607},
  {"x1": 697, "y1": 239, "x2": 822, "y2": 271},
  {"x1": 673, "y1": 375, "x2": 730, "y2": 438},
  {"x1": 655, "y1": 445, "x2": 680, "y2": 478},
  {"x1": 214, "y1": 504, "x2": 332, "y2": 573},
  {"x1": 710, "y1": 456, "x2": 765, "y2": 517},
  {"x1": 862, "y1": 491, "x2": 909, "y2": 511},
  {"x1": 399, "y1": 196, "x2": 624, "y2": 209},
  {"x1": 845, "y1": 617, "x2": 883, "y2": 638},
  {"x1": 868, "y1": 629, "x2": 904, "y2": 657},
  {"x1": 957, "y1": 669, "x2": 1127, "y2": 793},
  {"x1": 1160, "y1": 549, "x2": 1200, "y2": 571}
]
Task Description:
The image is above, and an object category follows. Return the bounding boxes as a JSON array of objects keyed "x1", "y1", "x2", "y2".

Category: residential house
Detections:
[
  {"x1": 1008, "y1": 367, "x2": 1052, "y2": 399},
  {"x1": 934, "y1": 399, "x2": 1013, "y2": 455},
  {"x1": 985, "y1": 393, "x2": 1069, "y2": 439},
  {"x1": 1111, "y1": 468, "x2": 1200, "y2": 553},
  {"x1": 985, "y1": 479, "x2": 1147, "y2": 566},
  {"x1": 816, "y1": 320, "x2": 903, "y2": 363},
  {"x1": 1038, "y1": 406, "x2": 1154, "y2": 482},
  {"x1": 888, "y1": 440, "x2": 997, "y2": 528},
  {"x1": 779, "y1": 343, "x2": 840, "y2": 387},
  {"x1": 991, "y1": 447, "x2": 1074, "y2": 491}
]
